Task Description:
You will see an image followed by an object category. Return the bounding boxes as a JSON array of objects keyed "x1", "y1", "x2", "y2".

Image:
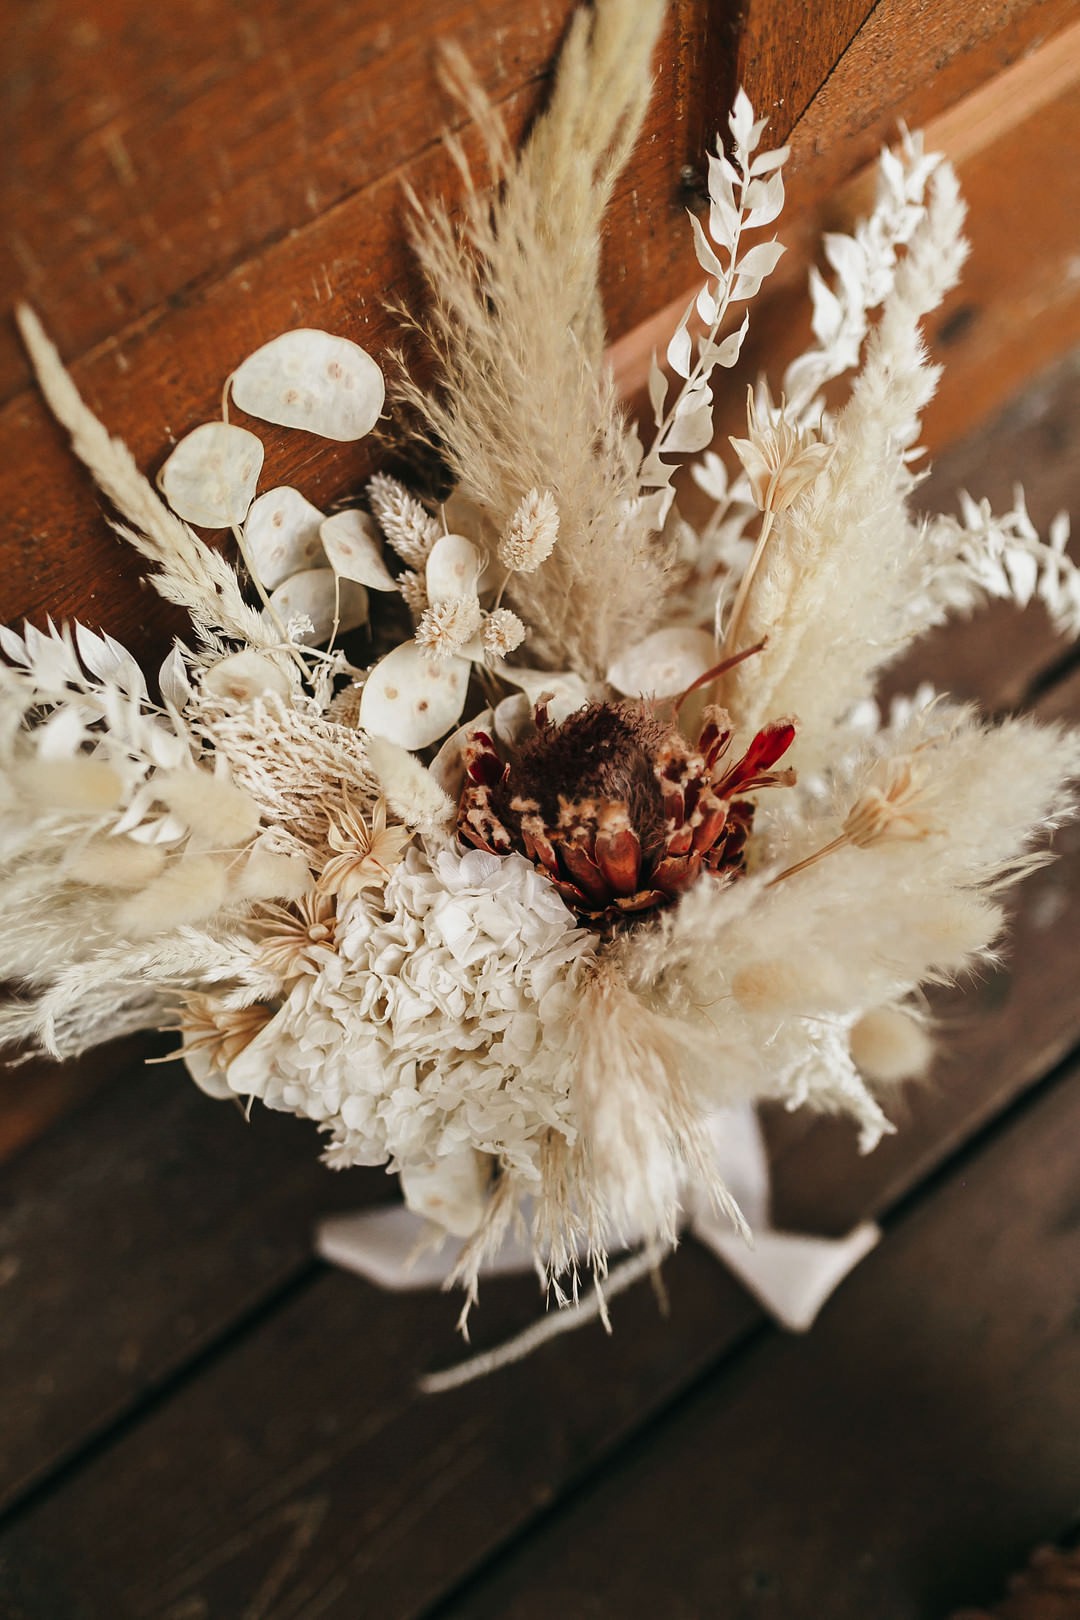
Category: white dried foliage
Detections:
[
  {"x1": 498, "y1": 488, "x2": 560, "y2": 573},
  {"x1": 266, "y1": 569, "x2": 368, "y2": 645},
  {"x1": 481, "y1": 608, "x2": 526, "y2": 660},
  {"x1": 364, "y1": 735, "x2": 455, "y2": 831},
  {"x1": 367, "y1": 472, "x2": 443, "y2": 569},
  {"x1": 158, "y1": 423, "x2": 264, "y2": 530},
  {"x1": 359, "y1": 639, "x2": 470, "y2": 749},
  {"x1": 415, "y1": 595, "x2": 483, "y2": 661},
  {"x1": 10, "y1": 47, "x2": 1080, "y2": 1320},
  {"x1": 244, "y1": 487, "x2": 327, "y2": 591},
  {"x1": 607, "y1": 625, "x2": 717, "y2": 699},
  {"x1": 15, "y1": 307, "x2": 269, "y2": 649},
  {"x1": 229, "y1": 328, "x2": 385, "y2": 442},
  {"x1": 319, "y1": 510, "x2": 398, "y2": 591}
]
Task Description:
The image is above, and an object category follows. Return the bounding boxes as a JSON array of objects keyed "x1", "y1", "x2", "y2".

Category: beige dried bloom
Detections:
[
  {"x1": 729, "y1": 386, "x2": 834, "y2": 515},
  {"x1": 252, "y1": 891, "x2": 338, "y2": 981},
  {"x1": 482, "y1": 608, "x2": 526, "y2": 659},
  {"x1": 318, "y1": 794, "x2": 412, "y2": 900},
  {"x1": 842, "y1": 756, "x2": 934, "y2": 847},
  {"x1": 415, "y1": 595, "x2": 482, "y2": 661},
  {"x1": 177, "y1": 995, "x2": 274, "y2": 1071},
  {"x1": 367, "y1": 473, "x2": 443, "y2": 569},
  {"x1": 769, "y1": 753, "x2": 934, "y2": 888},
  {"x1": 498, "y1": 488, "x2": 560, "y2": 573},
  {"x1": 398, "y1": 569, "x2": 429, "y2": 623}
]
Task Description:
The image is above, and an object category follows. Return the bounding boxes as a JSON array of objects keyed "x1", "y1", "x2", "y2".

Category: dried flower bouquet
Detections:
[{"x1": 5, "y1": 0, "x2": 1080, "y2": 1320}]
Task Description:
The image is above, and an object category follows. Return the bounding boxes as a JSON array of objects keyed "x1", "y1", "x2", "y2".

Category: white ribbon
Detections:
[{"x1": 316, "y1": 1102, "x2": 878, "y2": 1341}]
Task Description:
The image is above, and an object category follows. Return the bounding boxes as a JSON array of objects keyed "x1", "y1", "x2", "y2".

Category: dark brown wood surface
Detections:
[
  {"x1": 439, "y1": 1059, "x2": 1080, "y2": 1620},
  {"x1": 2, "y1": 0, "x2": 1075, "y2": 669}
]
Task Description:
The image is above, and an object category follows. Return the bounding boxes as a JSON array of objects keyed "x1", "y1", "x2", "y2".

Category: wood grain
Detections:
[
  {"x1": 2, "y1": 0, "x2": 1072, "y2": 669},
  {"x1": 439, "y1": 1061, "x2": 1080, "y2": 1620}
]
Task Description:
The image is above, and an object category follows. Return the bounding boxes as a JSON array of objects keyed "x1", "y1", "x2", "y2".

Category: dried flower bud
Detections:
[
  {"x1": 843, "y1": 757, "x2": 933, "y2": 847},
  {"x1": 415, "y1": 595, "x2": 483, "y2": 662},
  {"x1": 482, "y1": 608, "x2": 526, "y2": 660},
  {"x1": 397, "y1": 568, "x2": 429, "y2": 624},
  {"x1": 729, "y1": 385, "x2": 834, "y2": 514},
  {"x1": 498, "y1": 488, "x2": 560, "y2": 573},
  {"x1": 367, "y1": 472, "x2": 442, "y2": 568}
]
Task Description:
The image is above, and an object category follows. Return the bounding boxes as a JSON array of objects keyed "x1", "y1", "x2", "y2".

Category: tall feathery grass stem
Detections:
[{"x1": 719, "y1": 508, "x2": 775, "y2": 663}]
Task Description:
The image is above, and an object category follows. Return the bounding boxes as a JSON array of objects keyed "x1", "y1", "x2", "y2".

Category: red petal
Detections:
[
  {"x1": 559, "y1": 841, "x2": 613, "y2": 907},
  {"x1": 614, "y1": 889, "x2": 666, "y2": 913},
  {"x1": 464, "y1": 731, "x2": 507, "y2": 787},
  {"x1": 594, "y1": 828, "x2": 642, "y2": 897},
  {"x1": 714, "y1": 720, "x2": 796, "y2": 796},
  {"x1": 651, "y1": 851, "x2": 702, "y2": 896},
  {"x1": 665, "y1": 823, "x2": 694, "y2": 857},
  {"x1": 692, "y1": 796, "x2": 728, "y2": 853},
  {"x1": 522, "y1": 826, "x2": 559, "y2": 877}
]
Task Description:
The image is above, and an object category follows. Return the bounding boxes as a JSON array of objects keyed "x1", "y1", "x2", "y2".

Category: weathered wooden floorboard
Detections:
[
  {"x1": 0, "y1": 1066, "x2": 377, "y2": 1516},
  {"x1": 435, "y1": 1065, "x2": 1080, "y2": 1620}
]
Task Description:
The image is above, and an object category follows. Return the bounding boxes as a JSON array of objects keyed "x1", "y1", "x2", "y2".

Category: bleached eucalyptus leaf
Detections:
[
  {"x1": 158, "y1": 423, "x2": 264, "y2": 529},
  {"x1": 607, "y1": 626, "x2": 717, "y2": 699},
  {"x1": 267, "y1": 568, "x2": 368, "y2": 645},
  {"x1": 732, "y1": 239, "x2": 785, "y2": 302},
  {"x1": 158, "y1": 645, "x2": 193, "y2": 710},
  {"x1": 707, "y1": 152, "x2": 739, "y2": 249},
  {"x1": 749, "y1": 144, "x2": 790, "y2": 178},
  {"x1": 74, "y1": 624, "x2": 145, "y2": 692},
  {"x1": 743, "y1": 168, "x2": 785, "y2": 229},
  {"x1": 201, "y1": 649, "x2": 293, "y2": 703},
  {"x1": 664, "y1": 382, "x2": 714, "y2": 455},
  {"x1": 699, "y1": 312, "x2": 749, "y2": 371},
  {"x1": 697, "y1": 285, "x2": 720, "y2": 325},
  {"x1": 230, "y1": 329, "x2": 384, "y2": 442},
  {"x1": 688, "y1": 212, "x2": 725, "y2": 280},
  {"x1": 320, "y1": 510, "x2": 397, "y2": 591},
  {"x1": 666, "y1": 313, "x2": 693, "y2": 380},
  {"x1": 647, "y1": 354, "x2": 667, "y2": 424},
  {"x1": 359, "y1": 640, "x2": 470, "y2": 750},
  {"x1": 425, "y1": 534, "x2": 481, "y2": 601},
  {"x1": 244, "y1": 486, "x2": 326, "y2": 591}
]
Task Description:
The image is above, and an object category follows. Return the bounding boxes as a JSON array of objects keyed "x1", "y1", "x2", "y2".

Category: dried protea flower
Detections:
[{"x1": 458, "y1": 697, "x2": 796, "y2": 926}]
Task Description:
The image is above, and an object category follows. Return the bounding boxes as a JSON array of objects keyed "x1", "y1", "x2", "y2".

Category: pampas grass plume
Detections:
[
  {"x1": 114, "y1": 855, "x2": 228, "y2": 937},
  {"x1": 850, "y1": 1007, "x2": 933, "y2": 1083},
  {"x1": 17, "y1": 758, "x2": 125, "y2": 813},
  {"x1": 63, "y1": 835, "x2": 168, "y2": 890},
  {"x1": 155, "y1": 770, "x2": 261, "y2": 847}
]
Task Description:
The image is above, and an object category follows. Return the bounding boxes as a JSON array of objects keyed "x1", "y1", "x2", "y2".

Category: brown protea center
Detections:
[{"x1": 457, "y1": 697, "x2": 796, "y2": 927}]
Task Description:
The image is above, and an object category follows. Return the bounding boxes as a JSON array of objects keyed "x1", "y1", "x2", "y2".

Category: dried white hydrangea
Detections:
[{"x1": 221, "y1": 848, "x2": 596, "y2": 1184}]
